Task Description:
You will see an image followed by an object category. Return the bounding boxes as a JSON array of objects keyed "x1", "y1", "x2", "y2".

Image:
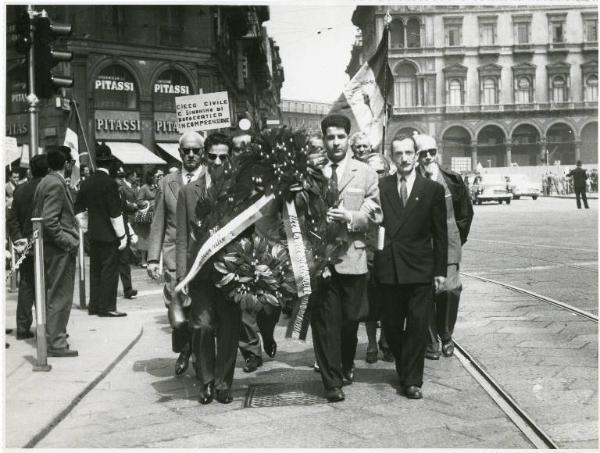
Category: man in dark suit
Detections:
[
  {"x1": 375, "y1": 136, "x2": 447, "y2": 399},
  {"x1": 566, "y1": 160, "x2": 590, "y2": 209},
  {"x1": 32, "y1": 146, "x2": 80, "y2": 357},
  {"x1": 176, "y1": 132, "x2": 241, "y2": 405},
  {"x1": 115, "y1": 164, "x2": 138, "y2": 299},
  {"x1": 75, "y1": 143, "x2": 128, "y2": 317},
  {"x1": 7, "y1": 155, "x2": 49, "y2": 339},
  {"x1": 415, "y1": 134, "x2": 473, "y2": 360},
  {"x1": 148, "y1": 131, "x2": 206, "y2": 376},
  {"x1": 311, "y1": 114, "x2": 383, "y2": 403}
]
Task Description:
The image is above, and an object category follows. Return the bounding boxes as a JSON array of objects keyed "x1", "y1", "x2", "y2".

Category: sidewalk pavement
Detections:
[{"x1": 547, "y1": 193, "x2": 598, "y2": 199}]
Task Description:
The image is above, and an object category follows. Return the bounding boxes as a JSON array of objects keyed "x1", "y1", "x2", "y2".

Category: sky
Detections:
[{"x1": 265, "y1": 4, "x2": 358, "y2": 105}]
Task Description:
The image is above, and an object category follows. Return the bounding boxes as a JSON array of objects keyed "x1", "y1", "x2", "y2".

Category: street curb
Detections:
[
  {"x1": 23, "y1": 327, "x2": 144, "y2": 448},
  {"x1": 547, "y1": 195, "x2": 598, "y2": 200}
]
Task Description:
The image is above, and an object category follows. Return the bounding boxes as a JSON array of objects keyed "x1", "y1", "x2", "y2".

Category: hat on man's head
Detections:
[
  {"x1": 413, "y1": 134, "x2": 437, "y2": 152},
  {"x1": 321, "y1": 114, "x2": 351, "y2": 135},
  {"x1": 45, "y1": 145, "x2": 73, "y2": 160},
  {"x1": 95, "y1": 141, "x2": 113, "y2": 162}
]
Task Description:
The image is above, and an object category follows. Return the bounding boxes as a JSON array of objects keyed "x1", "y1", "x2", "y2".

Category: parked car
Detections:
[
  {"x1": 470, "y1": 174, "x2": 513, "y2": 205},
  {"x1": 507, "y1": 174, "x2": 541, "y2": 200}
]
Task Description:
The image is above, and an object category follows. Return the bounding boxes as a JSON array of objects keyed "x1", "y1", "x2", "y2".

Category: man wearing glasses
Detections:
[
  {"x1": 415, "y1": 134, "x2": 473, "y2": 360},
  {"x1": 176, "y1": 133, "x2": 241, "y2": 404},
  {"x1": 148, "y1": 131, "x2": 206, "y2": 376}
]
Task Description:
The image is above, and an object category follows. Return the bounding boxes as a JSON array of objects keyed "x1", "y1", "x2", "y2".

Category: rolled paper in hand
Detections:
[{"x1": 377, "y1": 226, "x2": 385, "y2": 251}]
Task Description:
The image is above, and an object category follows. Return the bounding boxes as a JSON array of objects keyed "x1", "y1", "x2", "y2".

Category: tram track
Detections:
[
  {"x1": 460, "y1": 271, "x2": 598, "y2": 322},
  {"x1": 452, "y1": 340, "x2": 559, "y2": 449}
]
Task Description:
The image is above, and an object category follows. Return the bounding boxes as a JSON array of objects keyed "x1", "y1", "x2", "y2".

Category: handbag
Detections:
[{"x1": 134, "y1": 206, "x2": 153, "y2": 224}]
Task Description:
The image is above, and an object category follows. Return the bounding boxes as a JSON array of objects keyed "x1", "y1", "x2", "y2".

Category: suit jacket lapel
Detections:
[
  {"x1": 402, "y1": 174, "x2": 424, "y2": 219},
  {"x1": 383, "y1": 176, "x2": 404, "y2": 221},
  {"x1": 338, "y1": 159, "x2": 357, "y2": 194}
]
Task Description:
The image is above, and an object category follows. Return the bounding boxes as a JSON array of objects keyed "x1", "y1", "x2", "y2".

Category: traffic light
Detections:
[
  {"x1": 33, "y1": 12, "x2": 73, "y2": 99},
  {"x1": 14, "y1": 9, "x2": 31, "y2": 54}
]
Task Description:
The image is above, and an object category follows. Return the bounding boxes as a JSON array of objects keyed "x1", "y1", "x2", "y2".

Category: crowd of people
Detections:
[{"x1": 6, "y1": 114, "x2": 477, "y2": 403}]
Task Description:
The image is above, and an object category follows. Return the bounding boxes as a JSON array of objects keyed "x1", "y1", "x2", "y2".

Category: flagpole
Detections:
[
  {"x1": 71, "y1": 97, "x2": 95, "y2": 172},
  {"x1": 382, "y1": 10, "x2": 392, "y2": 155}
]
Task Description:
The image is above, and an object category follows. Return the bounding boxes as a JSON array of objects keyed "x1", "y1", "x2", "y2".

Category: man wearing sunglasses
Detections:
[
  {"x1": 176, "y1": 132, "x2": 241, "y2": 405},
  {"x1": 415, "y1": 134, "x2": 473, "y2": 361},
  {"x1": 148, "y1": 131, "x2": 206, "y2": 377}
]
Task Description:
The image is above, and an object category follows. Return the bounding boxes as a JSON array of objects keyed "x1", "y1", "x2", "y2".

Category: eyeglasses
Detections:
[
  {"x1": 181, "y1": 147, "x2": 203, "y2": 155},
  {"x1": 207, "y1": 153, "x2": 228, "y2": 161},
  {"x1": 417, "y1": 148, "x2": 437, "y2": 158}
]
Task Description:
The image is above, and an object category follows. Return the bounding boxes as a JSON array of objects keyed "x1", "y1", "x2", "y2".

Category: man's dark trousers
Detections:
[
  {"x1": 311, "y1": 269, "x2": 368, "y2": 390},
  {"x1": 118, "y1": 246, "x2": 133, "y2": 294},
  {"x1": 16, "y1": 255, "x2": 35, "y2": 334},
  {"x1": 89, "y1": 240, "x2": 119, "y2": 314},
  {"x1": 380, "y1": 283, "x2": 433, "y2": 387},
  {"x1": 239, "y1": 306, "x2": 281, "y2": 360},
  {"x1": 575, "y1": 187, "x2": 589, "y2": 209},
  {"x1": 44, "y1": 244, "x2": 76, "y2": 350}
]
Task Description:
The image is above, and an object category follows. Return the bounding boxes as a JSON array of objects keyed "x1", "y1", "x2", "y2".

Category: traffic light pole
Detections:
[{"x1": 26, "y1": 5, "x2": 40, "y2": 159}]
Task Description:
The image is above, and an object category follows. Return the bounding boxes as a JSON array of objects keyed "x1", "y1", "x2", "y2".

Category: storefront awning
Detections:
[
  {"x1": 108, "y1": 142, "x2": 166, "y2": 165},
  {"x1": 156, "y1": 143, "x2": 181, "y2": 162}
]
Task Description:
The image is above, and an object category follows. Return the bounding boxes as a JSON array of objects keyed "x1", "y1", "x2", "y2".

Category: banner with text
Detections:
[{"x1": 175, "y1": 91, "x2": 231, "y2": 133}]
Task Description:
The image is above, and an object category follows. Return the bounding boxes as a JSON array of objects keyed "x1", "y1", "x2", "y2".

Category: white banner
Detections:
[
  {"x1": 5, "y1": 136, "x2": 19, "y2": 164},
  {"x1": 64, "y1": 128, "x2": 80, "y2": 187},
  {"x1": 175, "y1": 91, "x2": 231, "y2": 133},
  {"x1": 283, "y1": 201, "x2": 312, "y2": 298}
]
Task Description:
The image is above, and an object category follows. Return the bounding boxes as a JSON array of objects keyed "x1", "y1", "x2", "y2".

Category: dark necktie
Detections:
[
  {"x1": 329, "y1": 163, "x2": 339, "y2": 199},
  {"x1": 400, "y1": 176, "x2": 408, "y2": 207}
]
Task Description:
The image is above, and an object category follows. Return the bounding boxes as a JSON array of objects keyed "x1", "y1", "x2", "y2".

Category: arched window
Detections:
[
  {"x1": 394, "y1": 63, "x2": 417, "y2": 107},
  {"x1": 516, "y1": 76, "x2": 531, "y2": 104},
  {"x1": 552, "y1": 75, "x2": 566, "y2": 103},
  {"x1": 153, "y1": 69, "x2": 192, "y2": 112},
  {"x1": 482, "y1": 77, "x2": 497, "y2": 105},
  {"x1": 406, "y1": 18, "x2": 421, "y2": 48},
  {"x1": 390, "y1": 19, "x2": 405, "y2": 48},
  {"x1": 449, "y1": 79, "x2": 462, "y2": 106},
  {"x1": 94, "y1": 65, "x2": 138, "y2": 110},
  {"x1": 585, "y1": 74, "x2": 598, "y2": 102}
]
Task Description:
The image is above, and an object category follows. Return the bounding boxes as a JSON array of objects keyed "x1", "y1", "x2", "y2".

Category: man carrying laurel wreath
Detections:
[
  {"x1": 175, "y1": 132, "x2": 241, "y2": 405},
  {"x1": 310, "y1": 114, "x2": 382, "y2": 403}
]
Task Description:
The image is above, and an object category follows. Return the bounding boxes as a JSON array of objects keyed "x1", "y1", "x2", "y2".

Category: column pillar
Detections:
[
  {"x1": 574, "y1": 140, "x2": 582, "y2": 163},
  {"x1": 471, "y1": 142, "x2": 478, "y2": 171},
  {"x1": 505, "y1": 140, "x2": 512, "y2": 167}
]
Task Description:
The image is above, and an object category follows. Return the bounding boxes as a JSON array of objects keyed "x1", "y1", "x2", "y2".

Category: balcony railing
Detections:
[
  {"x1": 390, "y1": 101, "x2": 596, "y2": 116},
  {"x1": 547, "y1": 42, "x2": 569, "y2": 53},
  {"x1": 582, "y1": 41, "x2": 598, "y2": 52},
  {"x1": 478, "y1": 45, "x2": 500, "y2": 55},
  {"x1": 513, "y1": 44, "x2": 534, "y2": 53},
  {"x1": 443, "y1": 46, "x2": 465, "y2": 56}
]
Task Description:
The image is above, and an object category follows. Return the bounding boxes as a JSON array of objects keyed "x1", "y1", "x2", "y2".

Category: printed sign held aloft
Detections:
[{"x1": 175, "y1": 91, "x2": 231, "y2": 133}]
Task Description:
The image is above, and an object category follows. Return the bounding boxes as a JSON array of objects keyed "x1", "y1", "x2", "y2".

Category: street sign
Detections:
[
  {"x1": 175, "y1": 91, "x2": 231, "y2": 133},
  {"x1": 55, "y1": 96, "x2": 71, "y2": 111}
]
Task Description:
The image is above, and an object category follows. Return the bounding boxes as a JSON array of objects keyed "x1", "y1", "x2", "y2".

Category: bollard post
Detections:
[
  {"x1": 9, "y1": 240, "x2": 17, "y2": 292},
  {"x1": 31, "y1": 218, "x2": 51, "y2": 372},
  {"x1": 78, "y1": 227, "x2": 87, "y2": 309}
]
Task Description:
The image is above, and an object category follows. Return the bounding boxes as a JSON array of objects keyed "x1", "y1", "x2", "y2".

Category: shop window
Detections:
[
  {"x1": 153, "y1": 69, "x2": 192, "y2": 112},
  {"x1": 585, "y1": 74, "x2": 598, "y2": 102},
  {"x1": 94, "y1": 65, "x2": 138, "y2": 110}
]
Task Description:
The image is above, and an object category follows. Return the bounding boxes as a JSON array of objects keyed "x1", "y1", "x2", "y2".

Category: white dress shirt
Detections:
[
  {"x1": 397, "y1": 169, "x2": 417, "y2": 200},
  {"x1": 182, "y1": 165, "x2": 205, "y2": 185},
  {"x1": 323, "y1": 152, "x2": 351, "y2": 181}
]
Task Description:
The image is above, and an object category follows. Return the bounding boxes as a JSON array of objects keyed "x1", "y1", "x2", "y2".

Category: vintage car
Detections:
[
  {"x1": 507, "y1": 174, "x2": 541, "y2": 200},
  {"x1": 470, "y1": 174, "x2": 513, "y2": 205}
]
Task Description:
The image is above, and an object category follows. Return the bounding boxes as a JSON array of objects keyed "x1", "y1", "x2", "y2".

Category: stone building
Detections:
[
  {"x1": 348, "y1": 5, "x2": 598, "y2": 170},
  {"x1": 6, "y1": 5, "x2": 284, "y2": 168},
  {"x1": 280, "y1": 99, "x2": 331, "y2": 133}
]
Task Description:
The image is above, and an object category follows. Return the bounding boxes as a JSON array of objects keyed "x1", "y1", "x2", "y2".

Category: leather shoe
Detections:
[
  {"x1": 198, "y1": 382, "x2": 214, "y2": 404},
  {"x1": 48, "y1": 347, "x2": 79, "y2": 357},
  {"x1": 88, "y1": 310, "x2": 97, "y2": 316},
  {"x1": 381, "y1": 349, "x2": 394, "y2": 362},
  {"x1": 124, "y1": 289, "x2": 138, "y2": 299},
  {"x1": 403, "y1": 385, "x2": 423, "y2": 399},
  {"x1": 342, "y1": 366, "x2": 354, "y2": 386},
  {"x1": 425, "y1": 348, "x2": 441, "y2": 360},
  {"x1": 366, "y1": 350, "x2": 378, "y2": 364},
  {"x1": 98, "y1": 310, "x2": 127, "y2": 317},
  {"x1": 216, "y1": 389, "x2": 233, "y2": 404},
  {"x1": 325, "y1": 387, "x2": 345, "y2": 402},
  {"x1": 175, "y1": 349, "x2": 191, "y2": 376},
  {"x1": 442, "y1": 340, "x2": 454, "y2": 357},
  {"x1": 263, "y1": 338, "x2": 277, "y2": 358},
  {"x1": 243, "y1": 355, "x2": 263, "y2": 373},
  {"x1": 16, "y1": 330, "x2": 34, "y2": 340}
]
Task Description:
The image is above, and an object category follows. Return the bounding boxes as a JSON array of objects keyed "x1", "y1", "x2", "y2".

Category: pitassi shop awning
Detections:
[
  {"x1": 108, "y1": 142, "x2": 166, "y2": 165},
  {"x1": 156, "y1": 142, "x2": 181, "y2": 162}
]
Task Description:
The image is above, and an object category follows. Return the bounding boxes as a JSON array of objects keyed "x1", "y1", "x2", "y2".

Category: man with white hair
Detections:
[
  {"x1": 415, "y1": 134, "x2": 473, "y2": 360},
  {"x1": 147, "y1": 131, "x2": 206, "y2": 376},
  {"x1": 349, "y1": 131, "x2": 372, "y2": 162}
]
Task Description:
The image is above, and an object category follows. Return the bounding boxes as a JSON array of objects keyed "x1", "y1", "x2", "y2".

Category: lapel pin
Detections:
[{"x1": 415, "y1": 197, "x2": 419, "y2": 201}]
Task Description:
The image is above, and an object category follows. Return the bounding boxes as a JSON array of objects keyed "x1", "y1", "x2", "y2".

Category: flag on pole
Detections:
[
  {"x1": 329, "y1": 29, "x2": 393, "y2": 150},
  {"x1": 64, "y1": 127, "x2": 80, "y2": 187}
]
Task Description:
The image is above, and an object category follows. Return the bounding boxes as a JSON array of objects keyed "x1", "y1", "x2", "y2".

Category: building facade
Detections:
[
  {"x1": 280, "y1": 99, "x2": 331, "y2": 133},
  {"x1": 349, "y1": 5, "x2": 598, "y2": 169},
  {"x1": 6, "y1": 5, "x2": 284, "y2": 168}
]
